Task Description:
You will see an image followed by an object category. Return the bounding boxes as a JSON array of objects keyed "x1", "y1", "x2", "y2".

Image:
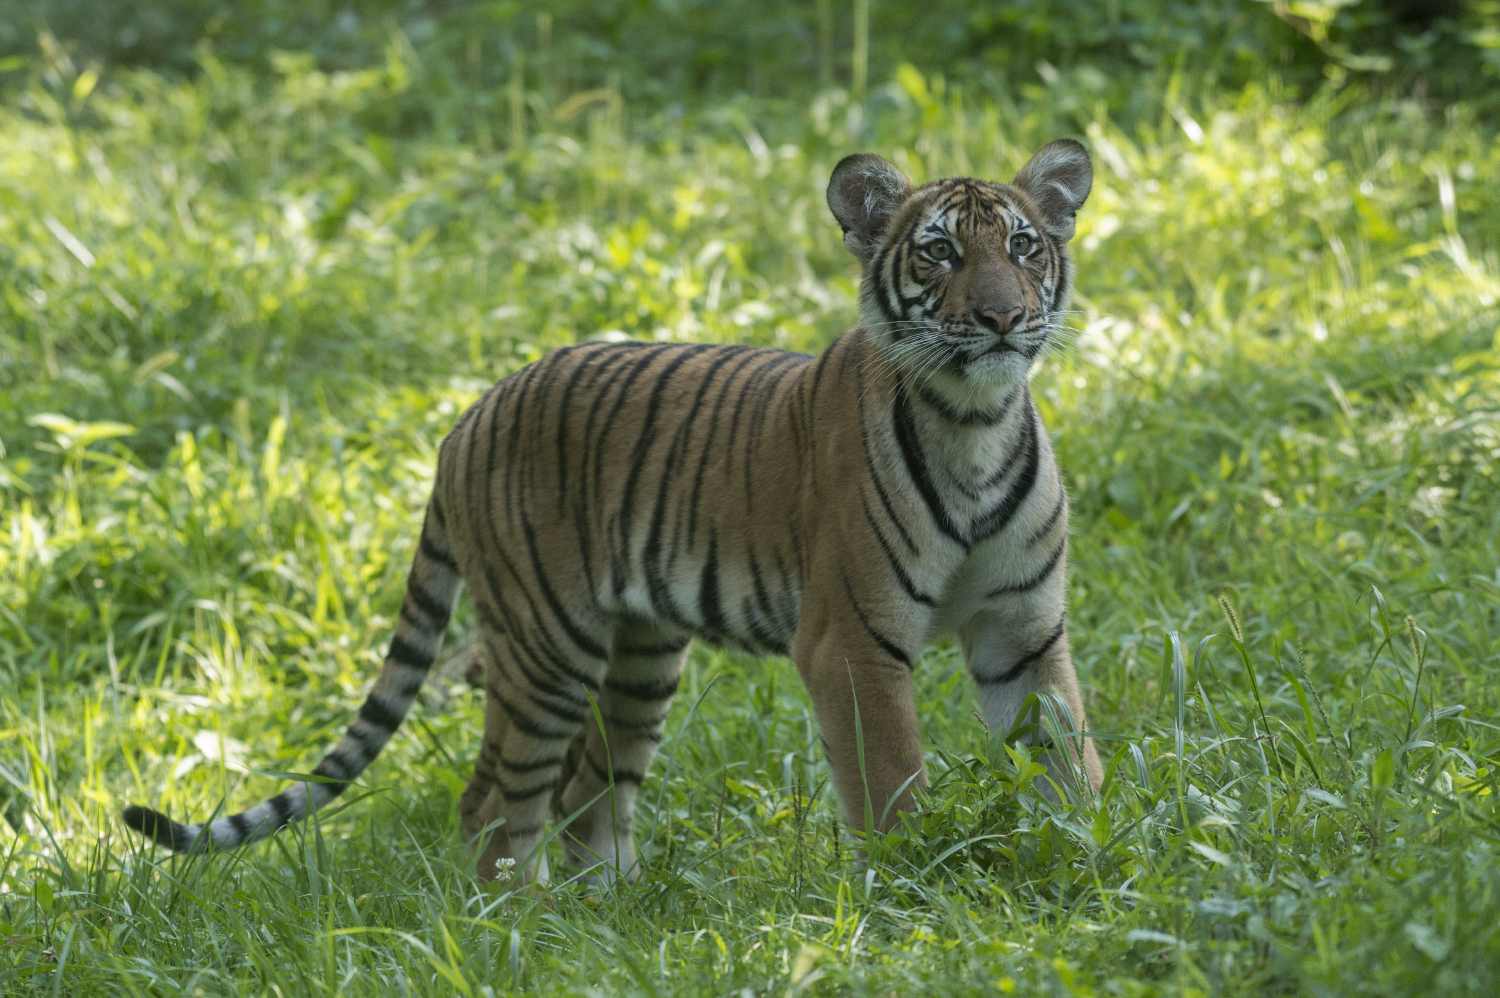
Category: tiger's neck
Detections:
[
  {"x1": 864, "y1": 337, "x2": 1042, "y2": 489},
  {"x1": 903, "y1": 379, "x2": 1040, "y2": 497}
]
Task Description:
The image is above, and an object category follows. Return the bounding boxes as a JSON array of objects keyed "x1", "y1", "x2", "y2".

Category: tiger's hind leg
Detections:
[
  {"x1": 552, "y1": 619, "x2": 690, "y2": 885},
  {"x1": 463, "y1": 625, "x2": 601, "y2": 886}
]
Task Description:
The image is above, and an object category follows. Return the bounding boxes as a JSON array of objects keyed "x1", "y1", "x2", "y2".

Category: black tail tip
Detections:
[{"x1": 122, "y1": 805, "x2": 194, "y2": 852}]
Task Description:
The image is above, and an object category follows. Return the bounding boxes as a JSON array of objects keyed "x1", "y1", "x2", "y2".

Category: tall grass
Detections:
[{"x1": 2, "y1": 31, "x2": 1500, "y2": 996}]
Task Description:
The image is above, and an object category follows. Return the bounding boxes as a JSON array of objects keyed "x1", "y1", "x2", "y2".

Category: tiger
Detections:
[{"x1": 123, "y1": 138, "x2": 1104, "y2": 886}]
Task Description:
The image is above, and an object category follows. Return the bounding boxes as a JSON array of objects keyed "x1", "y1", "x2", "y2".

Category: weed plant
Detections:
[{"x1": 2, "y1": 22, "x2": 1500, "y2": 998}]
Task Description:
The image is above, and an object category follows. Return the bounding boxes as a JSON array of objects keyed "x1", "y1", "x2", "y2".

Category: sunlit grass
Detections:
[{"x1": 2, "y1": 39, "x2": 1500, "y2": 996}]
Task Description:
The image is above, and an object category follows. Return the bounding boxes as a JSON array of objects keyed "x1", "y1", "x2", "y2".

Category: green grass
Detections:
[{"x1": 4, "y1": 25, "x2": 1500, "y2": 997}]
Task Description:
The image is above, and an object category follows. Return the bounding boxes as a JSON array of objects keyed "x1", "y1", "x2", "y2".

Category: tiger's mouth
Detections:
[{"x1": 975, "y1": 319, "x2": 1047, "y2": 357}]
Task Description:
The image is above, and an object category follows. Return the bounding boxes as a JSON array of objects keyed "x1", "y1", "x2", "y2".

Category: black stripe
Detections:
[
  {"x1": 687, "y1": 349, "x2": 767, "y2": 544},
  {"x1": 492, "y1": 684, "x2": 575, "y2": 739},
  {"x1": 501, "y1": 362, "x2": 541, "y2": 522},
  {"x1": 498, "y1": 776, "x2": 558, "y2": 802},
  {"x1": 357, "y1": 694, "x2": 405, "y2": 732},
  {"x1": 741, "y1": 596, "x2": 790, "y2": 654},
  {"x1": 585, "y1": 749, "x2": 645, "y2": 787},
  {"x1": 387, "y1": 634, "x2": 435, "y2": 671},
  {"x1": 444, "y1": 381, "x2": 492, "y2": 443},
  {"x1": 605, "y1": 673, "x2": 681, "y2": 700},
  {"x1": 841, "y1": 573, "x2": 912, "y2": 670},
  {"x1": 616, "y1": 345, "x2": 713, "y2": 578},
  {"x1": 861, "y1": 421, "x2": 919, "y2": 555},
  {"x1": 644, "y1": 348, "x2": 748, "y2": 623},
  {"x1": 574, "y1": 500, "x2": 605, "y2": 613},
  {"x1": 488, "y1": 632, "x2": 589, "y2": 716},
  {"x1": 499, "y1": 752, "x2": 566, "y2": 774},
  {"x1": 519, "y1": 517, "x2": 609, "y2": 662},
  {"x1": 399, "y1": 601, "x2": 433, "y2": 635},
  {"x1": 228, "y1": 813, "x2": 252, "y2": 842},
  {"x1": 861, "y1": 493, "x2": 935, "y2": 607},
  {"x1": 969, "y1": 410, "x2": 1042, "y2": 544},
  {"x1": 522, "y1": 685, "x2": 587, "y2": 724},
  {"x1": 311, "y1": 756, "x2": 354, "y2": 792},
  {"x1": 699, "y1": 528, "x2": 732, "y2": 642},
  {"x1": 469, "y1": 382, "x2": 604, "y2": 699},
  {"x1": 807, "y1": 341, "x2": 833, "y2": 412},
  {"x1": 589, "y1": 345, "x2": 676, "y2": 520},
  {"x1": 733, "y1": 352, "x2": 808, "y2": 509},
  {"x1": 892, "y1": 384, "x2": 967, "y2": 547},
  {"x1": 976, "y1": 618, "x2": 1066, "y2": 685},
  {"x1": 419, "y1": 532, "x2": 458, "y2": 571},
  {"x1": 616, "y1": 638, "x2": 691, "y2": 658},
  {"x1": 345, "y1": 722, "x2": 385, "y2": 755},
  {"x1": 746, "y1": 549, "x2": 791, "y2": 648},
  {"x1": 974, "y1": 407, "x2": 1033, "y2": 492},
  {"x1": 268, "y1": 792, "x2": 294, "y2": 829},
  {"x1": 122, "y1": 805, "x2": 195, "y2": 852},
  {"x1": 469, "y1": 746, "x2": 498, "y2": 784},
  {"x1": 313, "y1": 754, "x2": 350, "y2": 780},
  {"x1": 476, "y1": 576, "x2": 600, "y2": 695},
  {"x1": 585, "y1": 749, "x2": 610, "y2": 784},
  {"x1": 495, "y1": 632, "x2": 590, "y2": 710},
  {"x1": 405, "y1": 579, "x2": 451, "y2": 626},
  {"x1": 554, "y1": 346, "x2": 614, "y2": 503},
  {"x1": 525, "y1": 344, "x2": 578, "y2": 462},
  {"x1": 1026, "y1": 491, "x2": 1068, "y2": 547},
  {"x1": 985, "y1": 537, "x2": 1066, "y2": 598},
  {"x1": 602, "y1": 710, "x2": 670, "y2": 733},
  {"x1": 578, "y1": 346, "x2": 660, "y2": 508}
]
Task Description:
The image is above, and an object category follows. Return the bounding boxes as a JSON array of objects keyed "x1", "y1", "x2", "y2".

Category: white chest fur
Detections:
[{"x1": 893, "y1": 384, "x2": 1068, "y2": 640}]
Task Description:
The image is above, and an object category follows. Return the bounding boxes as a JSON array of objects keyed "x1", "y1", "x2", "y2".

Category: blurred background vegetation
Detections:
[
  {"x1": 5, "y1": 0, "x2": 1498, "y2": 107},
  {"x1": 2, "y1": 2, "x2": 1500, "y2": 995}
]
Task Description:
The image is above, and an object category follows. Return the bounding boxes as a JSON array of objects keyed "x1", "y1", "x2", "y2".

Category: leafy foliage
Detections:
[{"x1": 7, "y1": 1, "x2": 1500, "y2": 112}]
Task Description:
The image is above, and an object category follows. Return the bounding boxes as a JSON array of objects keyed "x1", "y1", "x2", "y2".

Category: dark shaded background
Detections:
[{"x1": 3, "y1": 0, "x2": 1492, "y2": 119}]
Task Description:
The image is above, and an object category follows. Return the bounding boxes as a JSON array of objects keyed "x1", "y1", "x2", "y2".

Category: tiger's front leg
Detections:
[
  {"x1": 959, "y1": 575, "x2": 1103, "y2": 797},
  {"x1": 792, "y1": 597, "x2": 929, "y2": 837}
]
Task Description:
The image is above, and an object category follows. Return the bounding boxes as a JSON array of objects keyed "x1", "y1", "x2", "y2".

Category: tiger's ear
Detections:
[
  {"x1": 1013, "y1": 139, "x2": 1093, "y2": 241},
  {"x1": 827, "y1": 154, "x2": 912, "y2": 266}
]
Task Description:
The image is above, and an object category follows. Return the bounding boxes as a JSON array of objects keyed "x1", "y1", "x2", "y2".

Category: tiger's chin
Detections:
[
  {"x1": 905, "y1": 351, "x2": 1033, "y2": 420},
  {"x1": 927, "y1": 345, "x2": 1036, "y2": 403},
  {"x1": 959, "y1": 348, "x2": 1034, "y2": 384}
]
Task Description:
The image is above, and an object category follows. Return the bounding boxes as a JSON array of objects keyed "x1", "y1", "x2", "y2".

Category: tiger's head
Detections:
[{"x1": 827, "y1": 140, "x2": 1092, "y2": 405}]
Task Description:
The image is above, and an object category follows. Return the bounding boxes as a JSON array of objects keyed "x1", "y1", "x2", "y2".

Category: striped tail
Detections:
[{"x1": 122, "y1": 500, "x2": 462, "y2": 854}]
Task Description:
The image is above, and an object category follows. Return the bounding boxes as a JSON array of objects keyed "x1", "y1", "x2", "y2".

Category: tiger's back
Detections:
[{"x1": 441, "y1": 341, "x2": 813, "y2": 661}]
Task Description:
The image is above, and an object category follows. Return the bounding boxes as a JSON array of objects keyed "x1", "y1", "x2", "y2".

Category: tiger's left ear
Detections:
[
  {"x1": 1013, "y1": 139, "x2": 1093, "y2": 241},
  {"x1": 827, "y1": 154, "x2": 913, "y2": 266}
]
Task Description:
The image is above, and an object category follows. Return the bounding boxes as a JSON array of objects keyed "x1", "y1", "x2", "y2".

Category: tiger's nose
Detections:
[{"x1": 977, "y1": 307, "x2": 1025, "y2": 334}]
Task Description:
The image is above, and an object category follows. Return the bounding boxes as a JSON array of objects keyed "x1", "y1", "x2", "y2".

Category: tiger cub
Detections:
[{"x1": 124, "y1": 139, "x2": 1103, "y2": 885}]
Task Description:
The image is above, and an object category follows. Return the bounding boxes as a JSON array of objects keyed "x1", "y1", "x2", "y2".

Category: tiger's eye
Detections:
[
  {"x1": 1009, "y1": 232, "x2": 1034, "y2": 256},
  {"x1": 926, "y1": 239, "x2": 953, "y2": 260}
]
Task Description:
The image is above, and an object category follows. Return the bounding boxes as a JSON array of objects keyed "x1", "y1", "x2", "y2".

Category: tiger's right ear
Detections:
[{"x1": 827, "y1": 154, "x2": 912, "y2": 266}]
